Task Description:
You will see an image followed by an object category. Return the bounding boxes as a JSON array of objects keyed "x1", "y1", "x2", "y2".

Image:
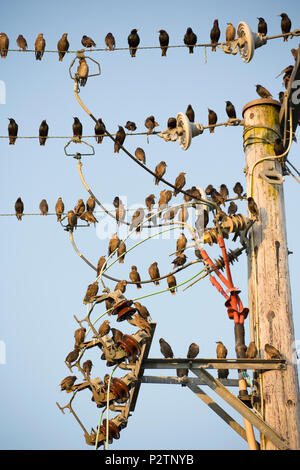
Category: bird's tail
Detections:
[
  {"x1": 209, "y1": 128, "x2": 215, "y2": 134},
  {"x1": 17, "y1": 214, "x2": 22, "y2": 221},
  {"x1": 114, "y1": 143, "x2": 120, "y2": 153},
  {"x1": 211, "y1": 44, "x2": 217, "y2": 52},
  {"x1": 161, "y1": 48, "x2": 167, "y2": 57},
  {"x1": 130, "y1": 48, "x2": 136, "y2": 57},
  {"x1": 189, "y1": 46, "x2": 194, "y2": 53},
  {"x1": 155, "y1": 280, "x2": 160, "y2": 285},
  {"x1": 57, "y1": 215, "x2": 61, "y2": 222},
  {"x1": 137, "y1": 284, "x2": 142, "y2": 289}
]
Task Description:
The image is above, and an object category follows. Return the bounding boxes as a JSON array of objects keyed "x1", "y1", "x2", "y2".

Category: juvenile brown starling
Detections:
[
  {"x1": 256, "y1": 84, "x2": 272, "y2": 98},
  {"x1": 145, "y1": 115, "x2": 159, "y2": 134},
  {"x1": 225, "y1": 101, "x2": 236, "y2": 119},
  {"x1": 184, "y1": 27, "x2": 197, "y2": 53},
  {"x1": 247, "y1": 197, "x2": 259, "y2": 220},
  {"x1": 111, "y1": 328, "x2": 123, "y2": 343},
  {"x1": 264, "y1": 343, "x2": 282, "y2": 359},
  {"x1": 172, "y1": 253, "x2": 187, "y2": 268},
  {"x1": 117, "y1": 241, "x2": 126, "y2": 264},
  {"x1": 205, "y1": 184, "x2": 214, "y2": 195},
  {"x1": 82, "y1": 360, "x2": 93, "y2": 376},
  {"x1": 105, "y1": 32, "x2": 115, "y2": 51},
  {"x1": 208, "y1": 109, "x2": 218, "y2": 133},
  {"x1": 226, "y1": 23, "x2": 235, "y2": 41},
  {"x1": 39, "y1": 120, "x2": 49, "y2": 145},
  {"x1": 158, "y1": 190, "x2": 167, "y2": 216},
  {"x1": 167, "y1": 117, "x2": 177, "y2": 129},
  {"x1": 154, "y1": 161, "x2": 167, "y2": 185},
  {"x1": 210, "y1": 188, "x2": 224, "y2": 206},
  {"x1": 74, "y1": 327, "x2": 86, "y2": 346},
  {"x1": 246, "y1": 341, "x2": 258, "y2": 359},
  {"x1": 77, "y1": 57, "x2": 89, "y2": 87},
  {"x1": 86, "y1": 196, "x2": 95, "y2": 213},
  {"x1": 173, "y1": 172, "x2": 186, "y2": 196},
  {"x1": 129, "y1": 266, "x2": 142, "y2": 288},
  {"x1": 165, "y1": 190, "x2": 173, "y2": 203},
  {"x1": 96, "y1": 256, "x2": 106, "y2": 276},
  {"x1": 80, "y1": 211, "x2": 98, "y2": 225},
  {"x1": 233, "y1": 182, "x2": 243, "y2": 198},
  {"x1": 8, "y1": 118, "x2": 18, "y2": 145},
  {"x1": 257, "y1": 18, "x2": 268, "y2": 36},
  {"x1": 39, "y1": 199, "x2": 48, "y2": 215},
  {"x1": 228, "y1": 201, "x2": 238, "y2": 216},
  {"x1": 114, "y1": 280, "x2": 127, "y2": 293},
  {"x1": 167, "y1": 274, "x2": 177, "y2": 295},
  {"x1": 159, "y1": 338, "x2": 174, "y2": 358},
  {"x1": 145, "y1": 194, "x2": 155, "y2": 211},
  {"x1": 135, "y1": 147, "x2": 146, "y2": 164},
  {"x1": 73, "y1": 117, "x2": 83, "y2": 141},
  {"x1": 158, "y1": 29, "x2": 169, "y2": 56},
  {"x1": 187, "y1": 343, "x2": 199, "y2": 359},
  {"x1": 128, "y1": 314, "x2": 151, "y2": 334},
  {"x1": 65, "y1": 348, "x2": 80, "y2": 365},
  {"x1": 220, "y1": 184, "x2": 229, "y2": 202},
  {"x1": 108, "y1": 233, "x2": 120, "y2": 255},
  {"x1": 67, "y1": 210, "x2": 77, "y2": 230},
  {"x1": 125, "y1": 121, "x2": 137, "y2": 132},
  {"x1": 280, "y1": 13, "x2": 291, "y2": 41},
  {"x1": 176, "y1": 232, "x2": 187, "y2": 254},
  {"x1": 114, "y1": 126, "x2": 126, "y2": 153},
  {"x1": 74, "y1": 199, "x2": 85, "y2": 217},
  {"x1": 16, "y1": 34, "x2": 27, "y2": 51},
  {"x1": 15, "y1": 197, "x2": 24, "y2": 221},
  {"x1": 128, "y1": 29, "x2": 140, "y2": 57},
  {"x1": 81, "y1": 35, "x2": 96, "y2": 48},
  {"x1": 216, "y1": 341, "x2": 228, "y2": 358},
  {"x1": 60, "y1": 376, "x2": 77, "y2": 392},
  {"x1": 35, "y1": 33, "x2": 45, "y2": 60},
  {"x1": 149, "y1": 262, "x2": 160, "y2": 285},
  {"x1": 57, "y1": 33, "x2": 69, "y2": 61},
  {"x1": 99, "y1": 320, "x2": 110, "y2": 337},
  {"x1": 116, "y1": 202, "x2": 125, "y2": 226},
  {"x1": 210, "y1": 19, "x2": 220, "y2": 52},
  {"x1": 134, "y1": 302, "x2": 150, "y2": 320},
  {"x1": 0, "y1": 32, "x2": 9, "y2": 58},
  {"x1": 55, "y1": 197, "x2": 64, "y2": 221},
  {"x1": 274, "y1": 137, "x2": 284, "y2": 156},
  {"x1": 130, "y1": 208, "x2": 144, "y2": 232},
  {"x1": 83, "y1": 281, "x2": 99, "y2": 304},
  {"x1": 94, "y1": 118, "x2": 106, "y2": 143},
  {"x1": 186, "y1": 104, "x2": 195, "y2": 122}
]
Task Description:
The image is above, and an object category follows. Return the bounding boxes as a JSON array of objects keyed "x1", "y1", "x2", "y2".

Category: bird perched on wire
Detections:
[
  {"x1": 167, "y1": 117, "x2": 177, "y2": 130},
  {"x1": 226, "y1": 23, "x2": 235, "y2": 42},
  {"x1": 225, "y1": 101, "x2": 237, "y2": 120},
  {"x1": 39, "y1": 120, "x2": 49, "y2": 146},
  {"x1": 228, "y1": 201, "x2": 238, "y2": 216},
  {"x1": 39, "y1": 199, "x2": 48, "y2": 215},
  {"x1": 105, "y1": 32, "x2": 115, "y2": 51},
  {"x1": 96, "y1": 256, "x2": 106, "y2": 277},
  {"x1": 256, "y1": 84, "x2": 272, "y2": 98},
  {"x1": 149, "y1": 262, "x2": 160, "y2": 285},
  {"x1": 167, "y1": 274, "x2": 177, "y2": 295},
  {"x1": 8, "y1": 118, "x2": 18, "y2": 145},
  {"x1": 117, "y1": 241, "x2": 126, "y2": 264},
  {"x1": 158, "y1": 29, "x2": 169, "y2": 56},
  {"x1": 129, "y1": 265, "x2": 142, "y2": 288},
  {"x1": 154, "y1": 161, "x2": 167, "y2": 185},
  {"x1": 233, "y1": 182, "x2": 243, "y2": 199},
  {"x1": 210, "y1": 188, "x2": 225, "y2": 206},
  {"x1": 134, "y1": 302, "x2": 150, "y2": 320},
  {"x1": 220, "y1": 184, "x2": 229, "y2": 202},
  {"x1": 186, "y1": 104, "x2": 195, "y2": 122},
  {"x1": 55, "y1": 197, "x2": 64, "y2": 222},
  {"x1": 257, "y1": 17, "x2": 268, "y2": 36},
  {"x1": 176, "y1": 232, "x2": 187, "y2": 254},
  {"x1": 173, "y1": 172, "x2": 186, "y2": 196},
  {"x1": 15, "y1": 197, "x2": 24, "y2": 221},
  {"x1": 94, "y1": 118, "x2": 106, "y2": 144},
  {"x1": 128, "y1": 314, "x2": 151, "y2": 335},
  {"x1": 125, "y1": 121, "x2": 137, "y2": 132},
  {"x1": 128, "y1": 28, "x2": 140, "y2": 57},
  {"x1": 184, "y1": 27, "x2": 197, "y2": 53},
  {"x1": 77, "y1": 57, "x2": 89, "y2": 87},
  {"x1": 86, "y1": 196, "x2": 95, "y2": 213},
  {"x1": 114, "y1": 280, "x2": 127, "y2": 294},
  {"x1": 99, "y1": 319, "x2": 110, "y2": 337},
  {"x1": 83, "y1": 281, "x2": 99, "y2": 304},
  {"x1": 247, "y1": 197, "x2": 259, "y2": 220},
  {"x1": 172, "y1": 253, "x2": 187, "y2": 268},
  {"x1": 67, "y1": 210, "x2": 77, "y2": 231},
  {"x1": 145, "y1": 115, "x2": 159, "y2": 134},
  {"x1": 205, "y1": 184, "x2": 214, "y2": 196},
  {"x1": 130, "y1": 208, "x2": 144, "y2": 232},
  {"x1": 82, "y1": 360, "x2": 93, "y2": 377},
  {"x1": 60, "y1": 376, "x2": 77, "y2": 392},
  {"x1": 57, "y1": 33, "x2": 69, "y2": 61},
  {"x1": 210, "y1": 19, "x2": 220, "y2": 52},
  {"x1": 159, "y1": 338, "x2": 174, "y2": 358},
  {"x1": 265, "y1": 343, "x2": 282, "y2": 359},
  {"x1": 114, "y1": 125, "x2": 126, "y2": 153},
  {"x1": 0, "y1": 32, "x2": 9, "y2": 58},
  {"x1": 73, "y1": 117, "x2": 83, "y2": 141},
  {"x1": 279, "y1": 13, "x2": 291, "y2": 41},
  {"x1": 145, "y1": 194, "x2": 155, "y2": 211},
  {"x1": 74, "y1": 199, "x2": 85, "y2": 217},
  {"x1": 116, "y1": 201, "x2": 125, "y2": 227},
  {"x1": 135, "y1": 147, "x2": 146, "y2": 164},
  {"x1": 246, "y1": 341, "x2": 258, "y2": 359},
  {"x1": 35, "y1": 33, "x2": 45, "y2": 60},
  {"x1": 81, "y1": 35, "x2": 96, "y2": 48},
  {"x1": 80, "y1": 211, "x2": 98, "y2": 225},
  {"x1": 65, "y1": 348, "x2": 80, "y2": 366},
  {"x1": 74, "y1": 327, "x2": 86, "y2": 347},
  {"x1": 16, "y1": 34, "x2": 27, "y2": 51},
  {"x1": 108, "y1": 233, "x2": 120, "y2": 256},
  {"x1": 208, "y1": 109, "x2": 218, "y2": 133}
]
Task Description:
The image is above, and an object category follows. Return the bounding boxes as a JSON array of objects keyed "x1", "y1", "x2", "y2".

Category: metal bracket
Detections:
[
  {"x1": 64, "y1": 139, "x2": 95, "y2": 158},
  {"x1": 259, "y1": 160, "x2": 285, "y2": 185}
]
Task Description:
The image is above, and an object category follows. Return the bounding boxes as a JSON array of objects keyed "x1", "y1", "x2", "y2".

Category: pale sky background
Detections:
[{"x1": 0, "y1": 0, "x2": 299, "y2": 450}]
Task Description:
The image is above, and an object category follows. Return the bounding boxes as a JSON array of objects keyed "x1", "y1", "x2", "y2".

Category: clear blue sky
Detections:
[{"x1": 0, "y1": 0, "x2": 299, "y2": 450}]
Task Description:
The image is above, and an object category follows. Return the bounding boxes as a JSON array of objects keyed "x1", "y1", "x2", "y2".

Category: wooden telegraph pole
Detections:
[{"x1": 243, "y1": 99, "x2": 300, "y2": 449}]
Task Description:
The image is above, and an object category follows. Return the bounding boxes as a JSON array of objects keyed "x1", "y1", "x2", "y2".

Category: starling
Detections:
[
  {"x1": 65, "y1": 348, "x2": 80, "y2": 365},
  {"x1": 159, "y1": 338, "x2": 174, "y2": 358},
  {"x1": 278, "y1": 91, "x2": 284, "y2": 104},
  {"x1": 128, "y1": 29, "x2": 140, "y2": 57},
  {"x1": 225, "y1": 101, "x2": 236, "y2": 119},
  {"x1": 187, "y1": 343, "x2": 199, "y2": 359},
  {"x1": 210, "y1": 19, "x2": 220, "y2": 52},
  {"x1": 105, "y1": 32, "x2": 115, "y2": 51},
  {"x1": 111, "y1": 328, "x2": 123, "y2": 343},
  {"x1": 246, "y1": 341, "x2": 258, "y2": 359},
  {"x1": 178, "y1": 205, "x2": 189, "y2": 223},
  {"x1": 184, "y1": 27, "x2": 197, "y2": 53},
  {"x1": 186, "y1": 104, "x2": 195, "y2": 123},
  {"x1": 218, "y1": 369, "x2": 229, "y2": 380},
  {"x1": 67, "y1": 210, "x2": 77, "y2": 230},
  {"x1": 108, "y1": 233, "x2": 120, "y2": 255},
  {"x1": 247, "y1": 197, "x2": 259, "y2": 220},
  {"x1": 226, "y1": 23, "x2": 235, "y2": 42},
  {"x1": 291, "y1": 46, "x2": 299, "y2": 61},
  {"x1": 176, "y1": 232, "x2": 187, "y2": 254},
  {"x1": 96, "y1": 256, "x2": 106, "y2": 277},
  {"x1": 60, "y1": 376, "x2": 77, "y2": 392},
  {"x1": 145, "y1": 115, "x2": 159, "y2": 134},
  {"x1": 210, "y1": 188, "x2": 224, "y2": 206},
  {"x1": 82, "y1": 360, "x2": 93, "y2": 376},
  {"x1": 264, "y1": 343, "x2": 282, "y2": 359},
  {"x1": 114, "y1": 125, "x2": 126, "y2": 153},
  {"x1": 145, "y1": 194, "x2": 155, "y2": 211},
  {"x1": 173, "y1": 172, "x2": 186, "y2": 196},
  {"x1": 183, "y1": 189, "x2": 193, "y2": 203},
  {"x1": 165, "y1": 190, "x2": 173, "y2": 203},
  {"x1": 154, "y1": 161, "x2": 167, "y2": 185},
  {"x1": 8, "y1": 118, "x2": 18, "y2": 145},
  {"x1": 130, "y1": 208, "x2": 144, "y2": 232},
  {"x1": 39, "y1": 199, "x2": 48, "y2": 215},
  {"x1": 167, "y1": 274, "x2": 177, "y2": 295},
  {"x1": 256, "y1": 84, "x2": 272, "y2": 98},
  {"x1": 94, "y1": 118, "x2": 106, "y2": 144},
  {"x1": 205, "y1": 184, "x2": 214, "y2": 195},
  {"x1": 257, "y1": 17, "x2": 268, "y2": 36},
  {"x1": 116, "y1": 202, "x2": 125, "y2": 226},
  {"x1": 57, "y1": 33, "x2": 69, "y2": 61},
  {"x1": 134, "y1": 302, "x2": 150, "y2": 320},
  {"x1": 74, "y1": 199, "x2": 85, "y2": 217},
  {"x1": 15, "y1": 197, "x2": 24, "y2": 221},
  {"x1": 35, "y1": 33, "x2": 45, "y2": 60},
  {"x1": 280, "y1": 13, "x2": 291, "y2": 41},
  {"x1": 158, "y1": 29, "x2": 169, "y2": 56},
  {"x1": 220, "y1": 184, "x2": 229, "y2": 202},
  {"x1": 158, "y1": 190, "x2": 167, "y2": 216},
  {"x1": 99, "y1": 320, "x2": 110, "y2": 337},
  {"x1": 216, "y1": 341, "x2": 228, "y2": 358},
  {"x1": 125, "y1": 121, "x2": 137, "y2": 132},
  {"x1": 77, "y1": 57, "x2": 89, "y2": 86},
  {"x1": 128, "y1": 314, "x2": 151, "y2": 334},
  {"x1": 81, "y1": 35, "x2": 96, "y2": 48},
  {"x1": 114, "y1": 280, "x2": 127, "y2": 294},
  {"x1": 135, "y1": 147, "x2": 146, "y2": 164},
  {"x1": 0, "y1": 32, "x2": 9, "y2": 58},
  {"x1": 74, "y1": 327, "x2": 86, "y2": 346},
  {"x1": 80, "y1": 211, "x2": 98, "y2": 225},
  {"x1": 39, "y1": 120, "x2": 49, "y2": 145},
  {"x1": 172, "y1": 253, "x2": 187, "y2": 268},
  {"x1": 117, "y1": 241, "x2": 126, "y2": 263},
  {"x1": 55, "y1": 197, "x2": 64, "y2": 221},
  {"x1": 73, "y1": 117, "x2": 83, "y2": 141},
  {"x1": 86, "y1": 196, "x2": 95, "y2": 213},
  {"x1": 177, "y1": 368, "x2": 189, "y2": 379},
  {"x1": 113, "y1": 196, "x2": 120, "y2": 208},
  {"x1": 228, "y1": 201, "x2": 238, "y2": 216},
  {"x1": 208, "y1": 109, "x2": 218, "y2": 133},
  {"x1": 149, "y1": 262, "x2": 160, "y2": 285},
  {"x1": 190, "y1": 186, "x2": 202, "y2": 201},
  {"x1": 274, "y1": 137, "x2": 284, "y2": 156},
  {"x1": 233, "y1": 182, "x2": 243, "y2": 198},
  {"x1": 83, "y1": 281, "x2": 99, "y2": 304},
  {"x1": 167, "y1": 117, "x2": 177, "y2": 129},
  {"x1": 16, "y1": 34, "x2": 27, "y2": 51},
  {"x1": 163, "y1": 206, "x2": 178, "y2": 221}
]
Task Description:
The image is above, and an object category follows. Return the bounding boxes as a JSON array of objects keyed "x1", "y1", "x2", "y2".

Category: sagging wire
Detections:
[{"x1": 94, "y1": 406, "x2": 106, "y2": 450}]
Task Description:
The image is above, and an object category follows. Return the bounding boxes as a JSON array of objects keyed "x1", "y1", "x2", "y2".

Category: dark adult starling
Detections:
[
  {"x1": 172, "y1": 253, "x2": 187, "y2": 268},
  {"x1": 278, "y1": 91, "x2": 284, "y2": 104},
  {"x1": 134, "y1": 302, "x2": 150, "y2": 320},
  {"x1": 60, "y1": 375, "x2": 77, "y2": 392},
  {"x1": 205, "y1": 184, "x2": 214, "y2": 195},
  {"x1": 257, "y1": 17, "x2": 268, "y2": 36},
  {"x1": 210, "y1": 19, "x2": 220, "y2": 52},
  {"x1": 83, "y1": 281, "x2": 99, "y2": 304},
  {"x1": 256, "y1": 84, "x2": 272, "y2": 98},
  {"x1": 208, "y1": 109, "x2": 218, "y2": 133},
  {"x1": 57, "y1": 33, "x2": 69, "y2": 61},
  {"x1": 74, "y1": 327, "x2": 86, "y2": 346},
  {"x1": 226, "y1": 23, "x2": 235, "y2": 42},
  {"x1": 117, "y1": 241, "x2": 126, "y2": 263},
  {"x1": 81, "y1": 35, "x2": 96, "y2": 48},
  {"x1": 55, "y1": 197, "x2": 64, "y2": 221},
  {"x1": 264, "y1": 343, "x2": 282, "y2": 359},
  {"x1": 125, "y1": 121, "x2": 137, "y2": 132},
  {"x1": 225, "y1": 101, "x2": 236, "y2": 119},
  {"x1": 15, "y1": 197, "x2": 24, "y2": 221},
  {"x1": 247, "y1": 197, "x2": 259, "y2": 220},
  {"x1": 187, "y1": 343, "x2": 199, "y2": 359},
  {"x1": 80, "y1": 211, "x2": 98, "y2": 225},
  {"x1": 65, "y1": 348, "x2": 80, "y2": 365},
  {"x1": 145, "y1": 194, "x2": 155, "y2": 211},
  {"x1": 73, "y1": 117, "x2": 83, "y2": 141},
  {"x1": 145, "y1": 115, "x2": 159, "y2": 134},
  {"x1": 159, "y1": 338, "x2": 174, "y2": 358},
  {"x1": 114, "y1": 280, "x2": 127, "y2": 294},
  {"x1": 184, "y1": 27, "x2": 197, "y2": 53},
  {"x1": 82, "y1": 360, "x2": 93, "y2": 376},
  {"x1": 158, "y1": 29, "x2": 169, "y2": 56},
  {"x1": 135, "y1": 147, "x2": 146, "y2": 164},
  {"x1": 16, "y1": 34, "x2": 27, "y2": 51},
  {"x1": 74, "y1": 199, "x2": 85, "y2": 217},
  {"x1": 0, "y1": 32, "x2": 9, "y2": 58},
  {"x1": 274, "y1": 137, "x2": 284, "y2": 156},
  {"x1": 176, "y1": 232, "x2": 187, "y2": 254},
  {"x1": 149, "y1": 262, "x2": 160, "y2": 285},
  {"x1": 216, "y1": 341, "x2": 227, "y2": 358},
  {"x1": 186, "y1": 104, "x2": 195, "y2": 122},
  {"x1": 111, "y1": 328, "x2": 123, "y2": 343},
  {"x1": 67, "y1": 210, "x2": 77, "y2": 230},
  {"x1": 173, "y1": 172, "x2": 186, "y2": 196},
  {"x1": 280, "y1": 13, "x2": 291, "y2": 41},
  {"x1": 94, "y1": 118, "x2": 106, "y2": 144},
  {"x1": 167, "y1": 117, "x2": 177, "y2": 129},
  {"x1": 114, "y1": 126, "x2": 126, "y2": 153},
  {"x1": 220, "y1": 184, "x2": 229, "y2": 202},
  {"x1": 167, "y1": 274, "x2": 177, "y2": 295},
  {"x1": 105, "y1": 32, "x2": 115, "y2": 51},
  {"x1": 35, "y1": 33, "x2": 45, "y2": 60},
  {"x1": 228, "y1": 201, "x2": 238, "y2": 216},
  {"x1": 108, "y1": 233, "x2": 120, "y2": 255},
  {"x1": 39, "y1": 120, "x2": 49, "y2": 145},
  {"x1": 210, "y1": 188, "x2": 224, "y2": 206},
  {"x1": 218, "y1": 369, "x2": 229, "y2": 380},
  {"x1": 39, "y1": 199, "x2": 48, "y2": 215},
  {"x1": 86, "y1": 196, "x2": 95, "y2": 213},
  {"x1": 99, "y1": 319, "x2": 110, "y2": 337},
  {"x1": 8, "y1": 118, "x2": 18, "y2": 145},
  {"x1": 130, "y1": 208, "x2": 144, "y2": 232},
  {"x1": 246, "y1": 341, "x2": 258, "y2": 359},
  {"x1": 233, "y1": 182, "x2": 243, "y2": 198},
  {"x1": 77, "y1": 57, "x2": 89, "y2": 86},
  {"x1": 154, "y1": 161, "x2": 167, "y2": 185},
  {"x1": 96, "y1": 256, "x2": 106, "y2": 276},
  {"x1": 128, "y1": 29, "x2": 140, "y2": 57},
  {"x1": 130, "y1": 266, "x2": 142, "y2": 288},
  {"x1": 113, "y1": 196, "x2": 120, "y2": 208}
]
